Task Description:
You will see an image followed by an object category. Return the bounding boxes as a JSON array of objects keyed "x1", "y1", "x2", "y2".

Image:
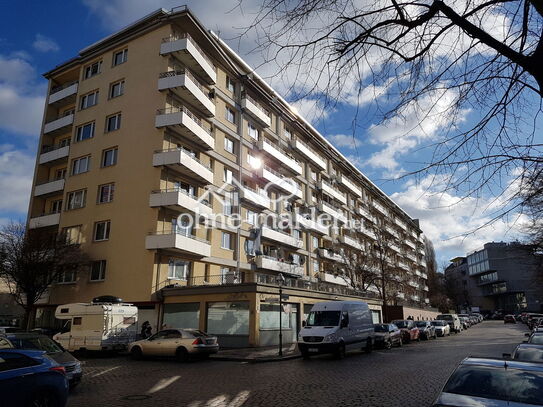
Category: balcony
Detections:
[
  {"x1": 319, "y1": 201, "x2": 348, "y2": 223},
  {"x1": 48, "y1": 81, "x2": 78, "y2": 105},
  {"x1": 319, "y1": 272, "x2": 351, "y2": 287},
  {"x1": 398, "y1": 261, "x2": 410, "y2": 271},
  {"x1": 418, "y1": 246, "x2": 426, "y2": 256},
  {"x1": 149, "y1": 189, "x2": 212, "y2": 216},
  {"x1": 395, "y1": 218, "x2": 407, "y2": 230},
  {"x1": 39, "y1": 145, "x2": 69, "y2": 166},
  {"x1": 405, "y1": 252, "x2": 417, "y2": 262},
  {"x1": 258, "y1": 166, "x2": 302, "y2": 199},
  {"x1": 34, "y1": 179, "x2": 65, "y2": 197},
  {"x1": 423, "y1": 285, "x2": 429, "y2": 291},
  {"x1": 318, "y1": 248, "x2": 345, "y2": 263},
  {"x1": 260, "y1": 226, "x2": 303, "y2": 248},
  {"x1": 152, "y1": 148, "x2": 213, "y2": 184},
  {"x1": 389, "y1": 243, "x2": 401, "y2": 254},
  {"x1": 338, "y1": 175, "x2": 362, "y2": 198},
  {"x1": 158, "y1": 70, "x2": 215, "y2": 117},
  {"x1": 145, "y1": 232, "x2": 211, "y2": 257},
  {"x1": 385, "y1": 225, "x2": 400, "y2": 239},
  {"x1": 241, "y1": 93, "x2": 271, "y2": 127},
  {"x1": 411, "y1": 295, "x2": 420, "y2": 302},
  {"x1": 372, "y1": 201, "x2": 387, "y2": 216},
  {"x1": 239, "y1": 185, "x2": 270, "y2": 209},
  {"x1": 415, "y1": 270, "x2": 422, "y2": 277},
  {"x1": 338, "y1": 235, "x2": 363, "y2": 251},
  {"x1": 397, "y1": 293, "x2": 405, "y2": 299},
  {"x1": 408, "y1": 281, "x2": 419, "y2": 288},
  {"x1": 43, "y1": 114, "x2": 74, "y2": 135},
  {"x1": 155, "y1": 106, "x2": 214, "y2": 150},
  {"x1": 358, "y1": 225, "x2": 376, "y2": 240},
  {"x1": 258, "y1": 140, "x2": 302, "y2": 175},
  {"x1": 420, "y1": 258, "x2": 427, "y2": 268},
  {"x1": 28, "y1": 213, "x2": 61, "y2": 229},
  {"x1": 291, "y1": 139, "x2": 327, "y2": 170},
  {"x1": 421, "y1": 272, "x2": 428, "y2": 279},
  {"x1": 160, "y1": 33, "x2": 216, "y2": 84},
  {"x1": 404, "y1": 239, "x2": 416, "y2": 250},
  {"x1": 254, "y1": 255, "x2": 304, "y2": 277},
  {"x1": 318, "y1": 180, "x2": 347, "y2": 205},
  {"x1": 424, "y1": 298, "x2": 430, "y2": 304},
  {"x1": 357, "y1": 206, "x2": 375, "y2": 222},
  {"x1": 295, "y1": 213, "x2": 329, "y2": 235}
]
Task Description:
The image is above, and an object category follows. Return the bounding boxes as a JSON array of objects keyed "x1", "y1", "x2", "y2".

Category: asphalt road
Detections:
[{"x1": 68, "y1": 321, "x2": 528, "y2": 407}]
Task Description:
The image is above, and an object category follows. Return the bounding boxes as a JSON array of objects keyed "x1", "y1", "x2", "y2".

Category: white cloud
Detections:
[
  {"x1": 290, "y1": 98, "x2": 333, "y2": 125},
  {"x1": 0, "y1": 148, "x2": 34, "y2": 214},
  {"x1": 32, "y1": 34, "x2": 60, "y2": 53},
  {"x1": 327, "y1": 134, "x2": 357, "y2": 149},
  {"x1": 0, "y1": 55, "x2": 36, "y2": 86}
]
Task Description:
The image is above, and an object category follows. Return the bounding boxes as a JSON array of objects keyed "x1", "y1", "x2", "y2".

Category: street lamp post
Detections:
[{"x1": 277, "y1": 273, "x2": 285, "y2": 356}]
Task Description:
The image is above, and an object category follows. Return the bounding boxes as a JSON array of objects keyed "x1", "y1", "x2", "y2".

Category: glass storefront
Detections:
[{"x1": 163, "y1": 303, "x2": 200, "y2": 329}]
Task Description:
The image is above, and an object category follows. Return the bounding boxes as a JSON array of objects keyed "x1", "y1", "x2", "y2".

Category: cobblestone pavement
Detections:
[{"x1": 68, "y1": 321, "x2": 527, "y2": 407}]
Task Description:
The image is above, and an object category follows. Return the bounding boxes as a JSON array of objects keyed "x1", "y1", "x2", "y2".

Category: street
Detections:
[{"x1": 68, "y1": 321, "x2": 527, "y2": 407}]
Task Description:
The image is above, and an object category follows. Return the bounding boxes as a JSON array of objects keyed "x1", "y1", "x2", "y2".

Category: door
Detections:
[
  {"x1": 0, "y1": 351, "x2": 42, "y2": 405},
  {"x1": 142, "y1": 330, "x2": 169, "y2": 355}
]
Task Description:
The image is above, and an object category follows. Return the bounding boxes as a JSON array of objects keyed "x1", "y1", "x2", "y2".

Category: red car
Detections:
[
  {"x1": 504, "y1": 314, "x2": 516, "y2": 324},
  {"x1": 391, "y1": 320, "x2": 420, "y2": 343}
]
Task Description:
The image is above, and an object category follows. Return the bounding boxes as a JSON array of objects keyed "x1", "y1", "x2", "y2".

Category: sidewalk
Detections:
[{"x1": 210, "y1": 343, "x2": 301, "y2": 363}]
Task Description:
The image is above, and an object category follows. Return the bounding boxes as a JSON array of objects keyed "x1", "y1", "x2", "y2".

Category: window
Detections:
[
  {"x1": 225, "y1": 106, "x2": 235, "y2": 123},
  {"x1": 284, "y1": 128, "x2": 292, "y2": 140},
  {"x1": 55, "y1": 168, "x2": 67, "y2": 180},
  {"x1": 312, "y1": 236, "x2": 319, "y2": 249},
  {"x1": 106, "y1": 113, "x2": 121, "y2": 132},
  {"x1": 63, "y1": 225, "x2": 82, "y2": 244},
  {"x1": 223, "y1": 193, "x2": 233, "y2": 216},
  {"x1": 98, "y1": 183, "x2": 115, "y2": 204},
  {"x1": 113, "y1": 49, "x2": 128, "y2": 66},
  {"x1": 224, "y1": 137, "x2": 234, "y2": 154},
  {"x1": 294, "y1": 229, "x2": 302, "y2": 240},
  {"x1": 168, "y1": 259, "x2": 190, "y2": 280},
  {"x1": 66, "y1": 189, "x2": 86, "y2": 210},
  {"x1": 57, "y1": 270, "x2": 76, "y2": 284},
  {"x1": 109, "y1": 80, "x2": 124, "y2": 98},
  {"x1": 80, "y1": 90, "x2": 98, "y2": 110},
  {"x1": 221, "y1": 232, "x2": 232, "y2": 250},
  {"x1": 220, "y1": 267, "x2": 241, "y2": 284},
  {"x1": 246, "y1": 209, "x2": 257, "y2": 225},
  {"x1": 75, "y1": 122, "x2": 95, "y2": 142},
  {"x1": 84, "y1": 61, "x2": 102, "y2": 79},
  {"x1": 101, "y1": 147, "x2": 118, "y2": 167},
  {"x1": 226, "y1": 76, "x2": 235, "y2": 93},
  {"x1": 223, "y1": 168, "x2": 233, "y2": 184},
  {"x1": 59, "y1": 138, "x2": 70, "y2": 147},
  {"x1": 313, "y1": 261, "x2": 319, "y2": 273},
  {"x1": 0, "y1": 352, "x2": 40, "y2": 372},
  {"x1": 73, "y1": 317, "x2": 82, "y2": 325},
  {"x1": 94, "y1": 220, "x2": 111, "y2": 242},
  {"x1": 245, "y1": 239, "x2": 255, "y2": 255},
  {"x1": 62, "y1": 108, "x2": 75, "y2": 117},
  {"x1": 71, "y1": 156, "x2": 90, "y2": 175},
  {"x1": 90, "y1": 260, "x2": 106, "y2": 281},
  {"x1": 248, "y1": 123, "x2": 259, "y2": 140},
  {"x1": 50, "y1": 199, "x2": 63, "y2": 214},
  {"x1": 310, "y1": 169, "x2": 317, "y2": 182}
]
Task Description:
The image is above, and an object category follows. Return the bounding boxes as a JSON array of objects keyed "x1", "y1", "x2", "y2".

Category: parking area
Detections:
[{"x1": 68, "y1": 321, "x2": 527, "y2": 407}]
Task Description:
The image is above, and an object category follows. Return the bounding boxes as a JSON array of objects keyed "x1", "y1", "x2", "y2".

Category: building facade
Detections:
[
  {"x1": 445, "y1": 242, "x2": 543, "y2": 314},
  {"x1": 27, "y1": 8, "x2": 429, "y2": 346}
]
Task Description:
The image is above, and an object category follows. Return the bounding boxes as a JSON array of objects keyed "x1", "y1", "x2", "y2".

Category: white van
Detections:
[
  {"x1": 53, "y1": 302, "x2": 138, "y2": 351},
  {"x1": 436, "y1": 313, "x2": 462, "y2": 333},
  {"x1": 298, "y1": 301, "x2": 375, "y2": 358}
]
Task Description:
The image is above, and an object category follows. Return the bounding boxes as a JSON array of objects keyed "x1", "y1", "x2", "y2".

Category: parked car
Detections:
[
  {"x1": 0, "y1": 348, "x2": 69, "y2": 407},
  {"x1": 436, "y1": 314, "x2": 462, "y2": 333},
  {"x1": 129, "y1": 328, "x2": 219, "y2": 361},
  {"x1": 298, "y1": 301, "x2": 375, "y2": 358},
  {"x1": 431, "y1": 320, "x2": 451, "y2": 337},
  {"x1": 432, "y1": 357, "x2": 543, "y2": 407},
  {"x1": 504, "y1": 314, "x2": 517, "y2": 324},
  {"x1": 526, "y1": 333, "x2": 543, "y2": 345},
  {"x1": 527, "y1": 314, "x2": 543, "y2": 330},
  {"x1": 458, "y1": 314, "x2": 471, "y2": 325},
  {"x1": 415, "y1": 321, "x2": 437, "y2": 340},
  {"x1": 373, "y1": 323, "x2": 402, "y2": 348},
  {"x1": 459, "y1": 316, "x2": 471, "y2": 329},
  {"x1": 510, "y1": 344, "x2": 543, "y2": 362},
  {"x1": 391, "y1": 320, "x2": 420, "y2": 343},
  {"x1": 0, "y1": 332, "x2": 82, "y2": 387}
]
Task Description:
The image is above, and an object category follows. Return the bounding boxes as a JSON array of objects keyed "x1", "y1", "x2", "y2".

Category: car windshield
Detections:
[
  {"x1": 444, "y1": 365, "x2": 543, "y2": 405},
  {"x1": 431, "y1": 321, "x2": 445, "y2": 326},
  {"x1": 515, "y1": 348, "x2": 543, "y2": 361},
  {"x1": 306, "y1": 311, "x2": 340, "y2": 327},
  {"x1": 9, "y1": 336, "x2": 63, "y2": 354},
  {"x1": 529, "y1": 335, "x2": 543, "y2": 345},
  {"x1": 415, "y1": 322, "x2": 428, "y2": 327},
  {"x1": 437, "y1": 315, "x2": 453, "y2": 321},
  {"x1": 374, "y1": 324, "x2": 388, "y2": 332},
  {"x1": 393, "y1": 321, "x2": 408, "y2": 328}
]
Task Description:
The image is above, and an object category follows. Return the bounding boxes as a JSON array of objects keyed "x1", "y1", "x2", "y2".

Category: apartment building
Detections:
[
  {"x1": 27, "y1": 7, "x2": 429, "y2": 347},
  {"x1": 445, "y1": 242, "x2": 543, "y2": 315}
]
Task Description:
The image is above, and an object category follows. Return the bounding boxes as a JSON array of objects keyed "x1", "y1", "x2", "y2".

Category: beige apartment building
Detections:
[{"x1": 27, "y1": 7, "x2": 430, "y2": 347}]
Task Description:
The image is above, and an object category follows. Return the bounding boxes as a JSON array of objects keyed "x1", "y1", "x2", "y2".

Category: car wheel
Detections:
[
  {"x1": 28, "y1": 390, "x2": 59, "y2": 407},
  {"x1": 176, "y1": 347, "x2": 189, "y2": 362},
  {"x1": 130, "y1": 346, "x2": 143, "y2": 360},
  {"x1": 365, "y1": 338, "x2": 373, "y2": 353},
  {"x1": 335, "y1": 343, "x2": 346, "y2": 359}
]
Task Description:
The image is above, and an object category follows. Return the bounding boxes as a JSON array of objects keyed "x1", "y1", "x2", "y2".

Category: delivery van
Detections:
[
  {"x1": 297, "y1": 301, "x2": 375, "y2": 359},
  {"x1": 53, "y1": 298, "x2": 138, "y2": 352},
  {"x1": 436, "y1": 313, "x2": 462, "y2": 333}
]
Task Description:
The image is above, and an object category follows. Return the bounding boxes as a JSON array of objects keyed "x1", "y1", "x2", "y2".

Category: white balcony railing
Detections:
[
  {"x1": 239, "y1": 185, "x2": 270, "y2": 209},
  {"x1": 255, "y1": 255, "x2": 304, "y2": 277},
  {"x1": 242, "y1": 93, "x2": 271, "y2": 127},
  {"x1": 318, "y1": 248, "x2": 345, "y2": 263},
  {"x1": 145, "y1": 232, "x2": 211, "y2": 257},
  {"x1": 372, "y1": 200, "x2": 387, "y2": 216},
  {"x1": 318, "y1": 180, "x2": 347, "y2": 205},
  {"x1": 260, "y1": 226, "x2": 303, "y2": 248},
  {"x1": 338, "y1": 175, "x2": 362, "y2": 198},
  {"x1": 34, "y1": 179, "x2": 65, "y2": 197},
  {"x1": 149, "y1": 189, "x2": 212, "y2": 216},
  {"x1": 338, "y1": 235, "x2": 363, "y2": 251},
  {"x1": 411, "y1": 295, "x2": 420, "y2": 301},
  {"x1": 405, "y1": 239, "x2": 416, "y2": 250},
  {"x1": 158, "y1": 70, "x2": 215, "y2": 117},
  {"x1": 258, "y1": 139, "x2": 302, "y2": 175},
  {"x1": 43, "y1": 114, "x2": 74, "y2": 134},
  {"x1": 389, "y1": 243, "x2": 401, "y2": 254},
  {"x1": 155, "y1": 106, "x2": 214, "y2": 150},
  {"x1": 395, "y1": 218, "x2": 407, "y2": 230},
  {"x1": 408, "y1": 281, "x2": 419, "y2": 288},
  {"x1": 152, "y1": 148, "x2": 213, "y2": 185},
  {"x1": 291, "y1": 139, "x2": 327, "y2": 170},
  {"x1": 259, "y1": 166, "x2": 302, "y2": 199},
  {"x1": 295, "y1": 213, "x2": 329, "y2": 235},
  {"x1": 39, "y1": 145, "x2": 70, "y2": 165},
  {"x1": 28, "y1": 213, "x2": 61, "y2": 229},
  {"x1": 319, "y1": 272, "x2": 351, "y2": 287},
  {"x1": 398, "y1": 261, "x2": 410, "y2": 271},
  {"x1": 48, "y1": 81, "x2": 78, "y2": 105},
  {"x1": 318, "y1": 201, "x2": 348, "y2": 223}
]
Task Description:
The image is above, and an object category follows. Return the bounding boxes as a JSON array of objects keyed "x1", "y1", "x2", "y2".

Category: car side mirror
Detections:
[{"x1": 502, "y1": 353, "x2": 511, "y2": 358}]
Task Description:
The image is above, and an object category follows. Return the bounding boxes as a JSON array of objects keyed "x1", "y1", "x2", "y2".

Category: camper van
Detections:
[
  {"x1": 297, "y1": 301, "x2": 375, "y2": 358},
  {"x1": 53, "y1": 300, "x2": 138, "y2": 352}
]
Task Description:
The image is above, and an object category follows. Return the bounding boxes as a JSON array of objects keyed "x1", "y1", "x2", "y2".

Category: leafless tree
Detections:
[
  {"x1": 521, "y1": 164, "x2": 543, "y2": 247},
  {"x1": 0, "y1": 222, "x2": 88, "y2": 329},
  {"x1": 243, "y1": 0, "x2": 543, "y2": 222}
]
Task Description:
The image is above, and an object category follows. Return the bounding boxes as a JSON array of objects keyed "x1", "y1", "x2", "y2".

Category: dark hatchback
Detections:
[
  {"x1": 0, "y1": 333, "x2": 82, "y2": 387},
  {"x1": 373, "y1": 324, "x2": 402, "y2": 348}
]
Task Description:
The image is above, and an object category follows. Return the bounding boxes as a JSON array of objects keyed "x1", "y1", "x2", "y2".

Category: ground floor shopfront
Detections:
[{"x1": 159, "y1": 283, "x2": 383, "y2": 348}]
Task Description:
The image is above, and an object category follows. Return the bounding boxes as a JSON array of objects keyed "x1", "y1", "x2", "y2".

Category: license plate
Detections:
[{"x1": 308, "y1": 348, "x2": 319, "y2": 352}]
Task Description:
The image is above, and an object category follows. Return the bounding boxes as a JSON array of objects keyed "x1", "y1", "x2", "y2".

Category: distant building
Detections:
[{"x1": 445, "y1": 242, "x2": 543, "y2": 314}]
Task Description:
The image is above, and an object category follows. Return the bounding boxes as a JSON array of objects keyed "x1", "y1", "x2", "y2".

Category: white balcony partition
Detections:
[
  {"x1": 241, "y1": 95, "x2": 271, "y2": 127},
  {"x1": 155, "y1": 107, "x2": 214, "y2": 150},
  {"x1": 158, "y1": 71, "x2": 215, "y2": 117},
  {"x1": 152, "y1": 149, "x2": 213, "y2": 184}
]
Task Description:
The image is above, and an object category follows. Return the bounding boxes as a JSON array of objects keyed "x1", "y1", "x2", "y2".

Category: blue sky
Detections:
[{"x1": 0, "y1": 0, "x2": 534, "y2": 266}]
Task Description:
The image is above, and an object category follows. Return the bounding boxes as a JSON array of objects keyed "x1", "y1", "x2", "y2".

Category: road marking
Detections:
[
  {"x1": 90, "y1": 366, "x2": 120, "y2": 378},
  {"x1": 147, "y1": 375, "x2": 180, "y2": 394}
]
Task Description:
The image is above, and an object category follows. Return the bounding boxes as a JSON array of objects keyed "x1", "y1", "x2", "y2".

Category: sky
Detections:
[{"x1": 0, "y1": 0, "x2": 535, "y2": 267}]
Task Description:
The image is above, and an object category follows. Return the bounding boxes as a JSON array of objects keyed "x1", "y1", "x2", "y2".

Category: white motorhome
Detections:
[
  {"x1": 53, "y1": 302, "x2": 138, "y2": 351},
  {"x1": 297, "y1": 301, "x2": 375, "y2": 359}
]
